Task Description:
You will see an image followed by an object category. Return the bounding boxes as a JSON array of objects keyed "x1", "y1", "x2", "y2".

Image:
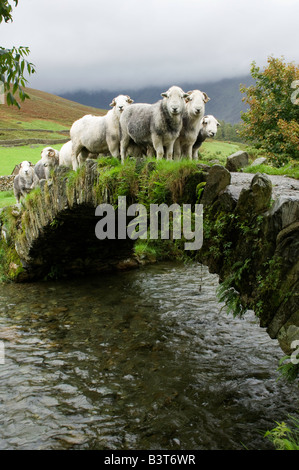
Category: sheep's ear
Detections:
[
  {"x1": 110, "y1": 99, "x2": 116, "y2": 107},
  {"x1": 202, "y1": 92, "x2": 210, "y2": 103},
  {"x1": 202, "y1": 116, "x2": 208, "y2": 124},
  {"x1": 29, "y1": 161, "x2": 33, "y2": 166},
  {"x1": 161, "y1": 92, "x2": 168, "y2": 98},
  {"x1": 184, "y1": 92, "x2": 191, "y2": 100},
  {"x1": 126, "y1": 96, "x2": 134, "y2": 103},
  {"x1": 217, "y1": 120, "x2": 221, "y2": 126}
]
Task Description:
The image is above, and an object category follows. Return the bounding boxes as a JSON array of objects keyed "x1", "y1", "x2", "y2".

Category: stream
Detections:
[{"x1": 0, "y1": 261, "x2": 298, "y2": 450}]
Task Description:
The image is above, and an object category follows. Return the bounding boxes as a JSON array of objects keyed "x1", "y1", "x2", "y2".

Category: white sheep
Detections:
[
  {"x1": 13, "y1": 161, "x2": 39, "y2": 203},
  {"x1": 120, "y1": 86, "x2": 189, "y2": 163},
  {"x1": 34, "y1": 147, "x2": 60, "y2": 180},
  {"x1": 192, "y1": 115, "x2": 220, "y2": 160},
  {"x1": 58, "y1": 140, "x2": 73, "y2": 168},
  {"x1": 59, "y1": 140, "x2": 99, "y2": 168},
  {"x1": 173, "y1": 89, "x2": 210, "y2": 160},
  {"x1": 70, "y1": 94, "x2": 134, "y2": 170}
]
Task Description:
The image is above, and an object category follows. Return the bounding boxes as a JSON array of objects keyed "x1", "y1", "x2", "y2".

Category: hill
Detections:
[
  {"x1": 59, "y1": 75, "x2": 255, "y2": 124},
  {"x1": 0, "y1": 87, "x2": 106, "y2": 130}
]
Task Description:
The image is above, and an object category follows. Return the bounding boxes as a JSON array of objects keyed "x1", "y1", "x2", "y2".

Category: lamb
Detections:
[
  {"x1": 70, "y1": 94, "x2": 134, "y2": 170},
  {"x1": 34, "y1": 147, "x2": 60, "y2": 180},
  {"x1": 192, "y1": 115, "x2": 220, "y2": 160},
  {"x1": 119, "y1": 85, "x2": 189, "y2": 163},
  {"x1": 173, "y1": 89, "x2": 210, "y2": 160},
  {"x1": 13, "y1": 160, "x2": 39, "y2": 203}
]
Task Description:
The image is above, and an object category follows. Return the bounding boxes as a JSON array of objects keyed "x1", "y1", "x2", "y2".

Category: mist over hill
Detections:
[{"x1": 58, "y1": 75, "x2": 254, "y2": 124}]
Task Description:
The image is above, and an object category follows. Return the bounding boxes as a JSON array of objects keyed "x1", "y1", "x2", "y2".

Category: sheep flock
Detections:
[{"x1": 13, "y1": 85, "x2": 220, "y2": 203}]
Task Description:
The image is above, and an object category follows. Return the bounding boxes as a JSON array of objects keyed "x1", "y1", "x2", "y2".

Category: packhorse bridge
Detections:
[{"x1": 0, "y1": 158, "x2": 299, "y2": 357}]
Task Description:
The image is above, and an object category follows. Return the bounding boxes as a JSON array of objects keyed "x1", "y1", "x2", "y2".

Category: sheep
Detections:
[
  {"x1": 58, "y1": 140, "x2": 73, "y2": 168},
  {"x1": 13, "y1": 161, "x2": 39, "y2": 203},
  {"x1": 34, "y1": 146, "x2": 60, "y2": 180},
  {"x1": 119, "y1": 85, "x2": 189, "y2": 163},
  {"x1": 59, "y1": 140, "x2": 99, "y2": 168},
  {"x1": 173, "y1": 89, "x2": 210, "y2": 160},
  {"x1": 192, "y1": 115, "x2": 220, "y2": 160},
  {"x1": 70, "y1": 94, "x2": 134, "y2": 170}
]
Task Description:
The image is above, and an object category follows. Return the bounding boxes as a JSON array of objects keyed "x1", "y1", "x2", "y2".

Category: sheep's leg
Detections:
[
  {"x1": 107, "y1": 138, "x2": 120, "y2": 159},
  {"x1": 71, "y1": 146, "x2": 80, "y2": 171},
  {"x1": 186, "y1": 144, "x2": 194, "y2": 161},
  {"x1": 120, "y1": 134, "x2": 130, "y2": 164},
  {"x1": 152, "y1": 135, "x2": 164, "y2": 160},
  {"x1": 78, "y1": 148, "x2": 89, "y2": 167},
  {"x1": 192, "y1": 146, "x2": 199, "y2": 160},
  {"x1": 173, "y1": 139, "x2": 181, "y2": 160},
  {"x1": 165, "y1": 142, "x2": 175, "y2": 161}
]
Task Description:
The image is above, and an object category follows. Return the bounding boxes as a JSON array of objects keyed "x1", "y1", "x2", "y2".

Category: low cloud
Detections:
[{"x1": 2, "y1": 0, "x2": 299, "y2": 93}]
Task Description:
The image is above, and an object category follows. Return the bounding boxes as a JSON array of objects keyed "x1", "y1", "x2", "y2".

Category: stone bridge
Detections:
[{"x1": 0, "y1": 159, "x2": 299, "y2": 356}]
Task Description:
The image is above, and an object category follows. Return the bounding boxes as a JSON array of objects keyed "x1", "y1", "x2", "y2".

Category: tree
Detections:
[
  {"x1": 0, "y1": 0, "x2": 35, "y2": 108},
  {"x1": 240, "y1": 56, "x2": 299, "y2": 165}
]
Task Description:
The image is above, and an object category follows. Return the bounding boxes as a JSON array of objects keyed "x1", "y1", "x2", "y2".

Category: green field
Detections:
[
  {"x1": 0, "y1": 142, "x2": 66, "y2": 175},
  {"x1": 0, "y1": 190, "x2": 16, "y2": 208},
  {"x1": 198, "y1": 140, "x2": 244, "y2": 164}
]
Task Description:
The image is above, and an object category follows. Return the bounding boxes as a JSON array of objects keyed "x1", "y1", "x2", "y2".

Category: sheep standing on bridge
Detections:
[
  {"x1": 173, "y1": 89, "x2": 210, "y2": 160},
  {"x1": 59, "y1": 140, "x2": 99, "y2": 168},
  {"x1": 58, "y1": 140, "x2": 73, "y2": 168},
  {"x1": 192, "y1": 115, "x2": 220, "y2": 160},
  {"x1": 70, "y1": 94, "x2": 134, "y2": 170},
  {"x1": 13, "y1": 160, "x2": 39, "y2": 203},
  {"x1": 119, "y1": 86, "x2": 189, "y2": 163},
  {"x1": 34, "y1": 147, "x2": 60, "y2": 180}
]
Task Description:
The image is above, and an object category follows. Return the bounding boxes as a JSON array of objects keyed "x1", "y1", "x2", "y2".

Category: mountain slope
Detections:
[
  {"x1": 59, "y1": 75, "x2": 255, "y2": 124},
  {"x1": 0, "y1": 87, "x2": 106, "y2": 129}
]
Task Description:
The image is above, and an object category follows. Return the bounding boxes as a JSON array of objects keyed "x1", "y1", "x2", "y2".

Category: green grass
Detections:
[
  {"x1": 243, "y1": 162, "x2": 299, "y2": 179},
  {"x1": 0, "y1": 190, "x2": 16, "y2": 208},
  {"x1": 0, "y1": 118, "x2": 69, "y2": 143},
  {"x1": 17, "y1": 119, "x2": 68, "y2": 131},
  {"x1": 198, "y1": 139, "x2": 244, "y2": 164},
  {"x1": 0, "y1": 143, "x2": 66, "y2": 175}
]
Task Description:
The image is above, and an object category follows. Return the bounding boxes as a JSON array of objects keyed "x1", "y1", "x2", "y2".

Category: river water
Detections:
[{"x1": 0, "y1": 261, "x2": 297, "y2": 450}]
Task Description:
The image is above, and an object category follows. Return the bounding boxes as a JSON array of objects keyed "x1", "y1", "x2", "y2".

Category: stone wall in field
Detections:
[{"x1": 0, "y1": 176, "x2": 14, "y2": 192}]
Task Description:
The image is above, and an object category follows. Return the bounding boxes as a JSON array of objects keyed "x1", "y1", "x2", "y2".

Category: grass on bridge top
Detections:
[
  {"x1": 1, "y1": 139, "x2": 298, "y2": 209},
  {"x1": 0, "y1": 139, "x2": 240, "y2": 177}
]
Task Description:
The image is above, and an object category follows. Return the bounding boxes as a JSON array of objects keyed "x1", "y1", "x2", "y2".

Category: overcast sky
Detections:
[{"x1": 2, "y1": 0, "x2": 299, "y2": 94}]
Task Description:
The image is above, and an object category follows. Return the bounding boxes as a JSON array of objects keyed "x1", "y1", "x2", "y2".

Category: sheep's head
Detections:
[
  {"x1": 110, "y1": 95, "x2": 134, "y2": 116},
  {"x1": 161, "y1": 86, "x2": 189, "y2": 116},
  {"x1": 201, "y1": 115, "x2": 220, "y2": 138},
  {"x1": 185, "y1": 90, "x2": 210, "y2": 118},
  {"x1": 20, "y1": 161, "x2": 33, "y2": 175},
  {"x1": 41, "y1": 147, "x2": 59, "y2": 166}
]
